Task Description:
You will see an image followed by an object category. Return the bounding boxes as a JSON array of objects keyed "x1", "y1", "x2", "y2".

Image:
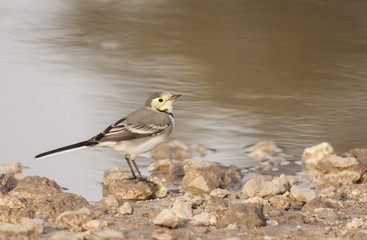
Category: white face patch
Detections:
[{"x1": 150, "y1": 93, "x2": 174, "y2": 112}]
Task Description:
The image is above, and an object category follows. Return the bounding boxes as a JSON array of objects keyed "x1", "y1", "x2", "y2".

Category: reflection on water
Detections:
[{"x1": 1, "y1": 0, "x2": 367, "y2": 201}]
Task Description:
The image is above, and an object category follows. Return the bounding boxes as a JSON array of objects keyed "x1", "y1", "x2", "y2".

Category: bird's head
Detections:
[{"x1": 145, "y1": 92, "x2": 181, "y2": 114}]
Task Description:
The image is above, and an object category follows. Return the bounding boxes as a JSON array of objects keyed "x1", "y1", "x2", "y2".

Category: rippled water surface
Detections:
[{"x1": 1, "y1": 0, "x2": 367, "y2": 201}]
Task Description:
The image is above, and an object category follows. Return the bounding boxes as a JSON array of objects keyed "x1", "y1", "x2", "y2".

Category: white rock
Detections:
[
  {"x1": 49, "y1": 231, "x2": 87, "y2": 240},
  {"x1": 95, "y1": 229, "x2": 125, "y2": 239},
  {"x1": 242, "y1": 177, "x2": 284, "y2": 198},
  {"x1": 181, "y1": 159, "x2": 230, "y2": 194},
  {"x1": 171, "y1": 199, "x2": 192, "y2": 218},
  {"x1": 210, "y1": 188, "x2": 230, "y2": 198},
  {"x1": 83, "y1": 219, "x2": 108, "y2": 230},
  {"x1": 313, "y1": 170, "x2": 361, "y2": 185},
  {"x1": 347, "y1": 217, "x2": 365, "y2": 230},
  {"x1": 192, "y1": 212, "x2": 217, "y2": 226},
  {"x1": 290, "y1": 185, "x2": 316, "y2": 203},
  {"x1": 183, "y1": 193, "x2": 205, "y2": 207},
  {"x1": 20, "y1": 218, "x2": 44, "y2": 234},
  {"x1": 98, "y1": 195, "x2": 120, "y2": 210},
  {"x1": 117, "y1": 202, "x2": 133, "y2": 215},
  {"x1": 55, "y1": 208, "x2": 93, "y2": 229},
  {"x1": 0, "y1": 162, "x2": 23, "y2": 174},
  {"x1": 302, "y1": 142, "x2": 334, "y2": 166},
  {"x1": 324, "y1": 155, "x2": 359, "y2": 168},
  {"x1": 271, "y1": 174, "x2": 292, "y2": 191},
  {"x1": 151, "y1": 177, "x2": 168, "y2": 198},
  {"x1": 243, "y1": 197, "x2": 270, "y2": 205},
  {"x1": 0, "y1": 195, "x2": 29, "y2": 208},
  {"x1": 153, "y1": 209, "x2": 179, "y2": 228}
]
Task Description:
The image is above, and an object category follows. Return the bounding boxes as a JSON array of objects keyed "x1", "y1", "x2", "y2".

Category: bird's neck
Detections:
[{"x1": 157, "y1": 109, "x2": 174, "y2": 118}]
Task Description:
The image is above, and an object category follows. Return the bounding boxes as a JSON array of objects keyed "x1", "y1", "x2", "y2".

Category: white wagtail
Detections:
[{"x1": 35, "y1": 92, "x2": 181, "y2": 180}]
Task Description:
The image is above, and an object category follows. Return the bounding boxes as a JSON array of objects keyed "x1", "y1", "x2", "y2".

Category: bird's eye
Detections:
[{"x1": 158, "y1": 98, "x2": 163, "y2": 102}]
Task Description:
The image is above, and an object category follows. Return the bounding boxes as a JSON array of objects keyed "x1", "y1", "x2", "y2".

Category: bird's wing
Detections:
[{"x1": 90, "y1": 108, "x2": 171, "y2": 142}]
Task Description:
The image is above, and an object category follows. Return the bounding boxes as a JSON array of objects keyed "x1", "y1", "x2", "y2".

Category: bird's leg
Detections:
[
  {"x1": 124, "y1": 155, "x2": 136, "y2": 179},
  {"x1": 130, "y1": 158, "x2": 143, "y2": 180}
]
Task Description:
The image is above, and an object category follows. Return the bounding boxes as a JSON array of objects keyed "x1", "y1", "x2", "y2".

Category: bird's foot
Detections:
[
  {"x1": 138, "y1": 177, "x2": 154, "y2": 184},
  {"x1": 127, "y1": 176, "x2": 138, "y2": 180},
  {"x1": 126, "y1": 176, "x2": 153, "y2": 183}
]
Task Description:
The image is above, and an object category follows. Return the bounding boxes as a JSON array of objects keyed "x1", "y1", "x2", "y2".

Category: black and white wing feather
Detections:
[
  {"x1": 35, "y1": 107, "x2": 172, "y2": 159},
  {"x1": 90, "y1": 108, "x2": 171, "y2": 143}
]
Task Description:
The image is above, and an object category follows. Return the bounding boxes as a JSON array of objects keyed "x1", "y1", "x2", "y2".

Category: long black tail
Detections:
[{"x1": 35, "y1": 141, "x2": 97, "y2": 159}]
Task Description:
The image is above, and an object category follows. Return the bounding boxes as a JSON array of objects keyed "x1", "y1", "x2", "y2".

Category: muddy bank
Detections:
[{"x1": 1, "y1": 141, "x2": 367, "y2": 239}]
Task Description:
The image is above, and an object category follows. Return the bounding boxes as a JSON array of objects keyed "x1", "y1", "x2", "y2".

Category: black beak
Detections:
[{"x1": 169, "y1": 94, "x2": 181, "y2": 100}]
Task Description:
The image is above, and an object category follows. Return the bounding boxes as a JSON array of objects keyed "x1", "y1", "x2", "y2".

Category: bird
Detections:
[{"x1": 35, "y1": 92, "x2": 181, "y2": 180}]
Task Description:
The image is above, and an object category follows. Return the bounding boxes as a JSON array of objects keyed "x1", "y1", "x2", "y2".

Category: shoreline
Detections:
[{"x1": 0, "y1": 141, "x2": 367, "y2": 239}]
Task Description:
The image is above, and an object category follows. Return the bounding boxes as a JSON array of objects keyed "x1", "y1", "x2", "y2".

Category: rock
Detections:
[
  {"x1": 151, "y1": 140, "x2": 192, "y2": 160},
  {"x1": 9, "y1": 176, "x2": 62, "y2": 203},
  {"x1": 153, "y1": 209, "x2": 179, "y2": 228},
  {"x1": 302, "y1": 142, "x2": 334, "y2": 167},
  {"x1": 191, "y1": 212, "x2": 217, "y2": 226},
  {"x1": 268, "y1": 195, "x2": 290, "y2": 210},
  {"x1": 183, "y1": 193, "x2": 205, "y2": 208},
  {"x1": 102, "y1": 168, "x2": 131, "y2": 187},
  {"x1": 347, "y1": 217, "x2": 365, "y2": 230},
  {"x1": 355, "y1": 230, "x2": 367, "y2": 240},
  {"x1": 224, "y1": 165, "x2": 243, "y2": 184},
  {"x1": 55, "y1": 208, "x2": 93, "y2": 231},
  {"x1": 150, "y1": 177, "x2": 168, "y2": 199},
  {"x1": 48, "y1": 231, "x2": 87, "y2": 240},
  {"x1": 252, "y1": 140, "x2": 281, "y2": 160},
  {"x1": 209, "y1": 188, "x2": 230, "y2": 198},
  {"x1": 152, "y1": 229, "x2": 174, "y2": 240},
  {"x1": 0, "y1": 206, "x2": 35, "y2": 223},
  {"x1": 104, "y1": 178, "x2": 162, "y2": 200},
  {"x1": 242, "y1": 177, "x2": 284, "y2": 198},
  {"x1": 201, "y1": 195, "x2": 227, "y2": 213},
  {"x1": 117, "y1": 202, "x2": 133, "y2": 215},
  {"x1": 171, "y1": 199, "x2": 192, "y2": 218},
  {"x1": 342, "y1": 148, "x2": 367, "y2": 165},
  {"x1": 31, "y1": 193, "x2": 90, "y2": 215},
  {"x1": 244, "y1": 140, "x2": 281, "y2": 161},
  {"x1": 243, "y1": 197, "x2": 270, "y2": 206},
  {"x1": 98, "y1": 195, "x2": 121, "y2": 210},
  {"x1": 319, "y1": 186, "x2": 336, "y2": 198},
  {"x1": 0, "y1": 173, "x2": 17, "y2": 194},
  {"x1": 322, "y1": 155, "x2": 359, "y2": 168},
  {"x1": 217, "y1": 202, "x2": 266, "y2": 229},
  {"x1": 271, "y1": 174, "x2": 293, "y2": 192},
  {"x1": 181, "y1": 159, "x2": 230, "y2": 194},
  {"x1": 290, "y1": 185, "x2": 316, "y2": 203},
  {"x1": 20, "y1": 218, "x2": 44, "y2": 235},
  {"x1": 0, "y1": 162, "x2": 23, "y2": 174},
  {"x1": 94, "y1": 229, "x2": 125, "y2": 239},
  {"x1": 316, "y1": 171, "x2": 361, "y2": 185},
  {"x1": 16, "y1": 176, "x2": 61, "y2": 191},
  {"x1": 83, "y1": 219, "x2": 108, "y2": 231},
  {"x1": 147, "y1": 159, "x2": 174, "y2": 172},
  {"x1": 150, "y1": 160, "x2": 186, "y2": 185},
  {"x1": 0, "y1": 194, "x2": 29, "y2": 208},
  {"x1": 313, "y1": 155, "x2": 367, "y2": 185},
  {"x1": 301, "y1": 197, "x2": 343, "y2": 213},
  {"x1": 0, "y1": 221, "x2": 41, "y2": 239},
  {"x1": 311, "y1": 208, "x2": 339, "y2": 221}
]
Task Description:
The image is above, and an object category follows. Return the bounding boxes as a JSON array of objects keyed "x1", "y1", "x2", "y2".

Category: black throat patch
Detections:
[{"x1": 158, "y1": 109, "x2": 174, "y2": 118}]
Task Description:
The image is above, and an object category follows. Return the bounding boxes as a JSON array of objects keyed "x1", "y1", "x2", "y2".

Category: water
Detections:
[{"x1": 1, "y1": 0, "x2": 367, "y2": 201}]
